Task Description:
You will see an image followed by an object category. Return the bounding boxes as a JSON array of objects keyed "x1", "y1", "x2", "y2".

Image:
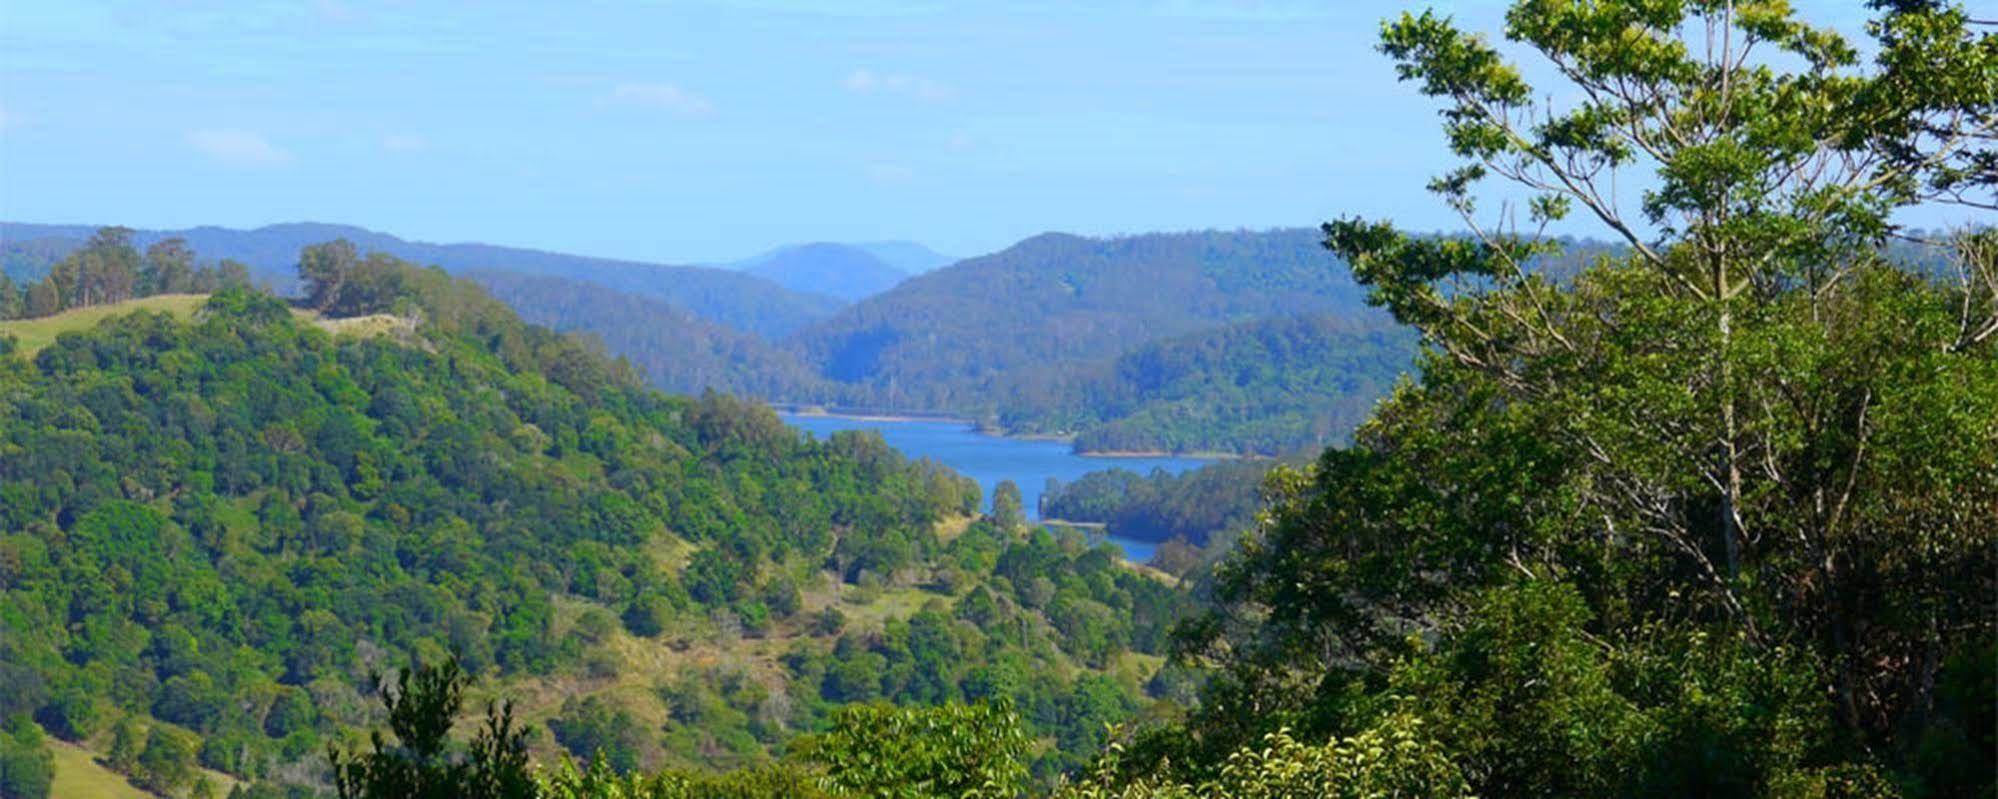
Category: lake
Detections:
[{"x1": 780, "y1": 413, "x2": 1216, "y2": 562}]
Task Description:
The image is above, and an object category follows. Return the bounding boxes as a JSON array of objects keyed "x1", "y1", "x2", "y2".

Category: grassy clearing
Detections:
[
  {"x1": 46, "y1": 727, "x2": 242, "y2": 799},
  {"x1": 46, "y1": 737, "x2": 150, "y2": 799},
  {"x1": 0, "y1": 296, "x2": 410, "y2": 360},
  {"x1": 0, "y1": 294, "x2": 210, "y2": 356}
]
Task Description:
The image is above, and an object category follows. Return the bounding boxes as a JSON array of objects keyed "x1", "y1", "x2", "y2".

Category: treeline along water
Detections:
[{"x1": 780, "y1": 413, "x2": 1214, "y2": 561}]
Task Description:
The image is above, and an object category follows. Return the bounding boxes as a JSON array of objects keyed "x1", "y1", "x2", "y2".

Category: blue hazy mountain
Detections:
[{"x1": 732, "y1": 242, "x2": 914, "y2": 302}]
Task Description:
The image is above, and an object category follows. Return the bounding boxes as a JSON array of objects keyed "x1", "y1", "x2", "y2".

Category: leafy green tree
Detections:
[
  {"x1": 1060, "y1": 717, "x2": 1468, "y2": 799},
  {"x1": 990, "y1": 480, "x2": 1026, "y2": 530},
  {"x1": 800, "y1": 700, "x2": 1031, "y2": 799},
  {"x1": 144, "y1": 238, "x2": 196, "y2": 295},
  {"x1": 0, "y1": 716, "x2": 54, "y2": 799},
  {"x1": 22, "y1": 277, "x2": 58, "y2": 318},
  {"x1": 0, "y1": 274, "x2": 20, "y2": 321},
  {"x1": 328, "y1": 659, "x2": 535, "y2": 799},
  {"x1": 136, "y1": 726, "x2": 199, "y2": 796},
  {"x1": 105, "y1": 717, "x2": 142, "y2": 774},
  {"x1": 298, "y1": 239, "x2": 361, "y2": 313}
]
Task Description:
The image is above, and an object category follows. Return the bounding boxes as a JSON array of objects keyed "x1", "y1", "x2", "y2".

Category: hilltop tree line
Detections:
[{"x1": 0, "y1": 227, "x2": 255, "y2": 320}]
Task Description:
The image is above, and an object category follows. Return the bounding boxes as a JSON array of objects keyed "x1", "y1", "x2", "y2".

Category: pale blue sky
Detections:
[{"x1": 0, "y1": 1, "x2": 1927, "y2": 264}]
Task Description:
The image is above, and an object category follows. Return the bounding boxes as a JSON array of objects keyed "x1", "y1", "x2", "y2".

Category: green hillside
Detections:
[{"x1": 0, "y1": 252, "x2": 1190, "y2": 795}]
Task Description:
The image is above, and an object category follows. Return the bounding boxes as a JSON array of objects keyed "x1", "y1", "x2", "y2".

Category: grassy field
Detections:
[
  {"x1": 0, "y1": 294, "x2": 416, "y2": 358},
  {"x1": 0, "y1": 294, "x2": 210, "y2": 356},
  {"x1": 46, "y1": 737, "x2": 151, "y2": 799},
  {"x1": 45, "y1": 724, "x2": 243, "y2": 799}
]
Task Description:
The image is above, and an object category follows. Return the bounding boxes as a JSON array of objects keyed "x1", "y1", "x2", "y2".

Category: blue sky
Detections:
[{"x1": 0, "y1": 1, "x2": 1935, "y2": 264}]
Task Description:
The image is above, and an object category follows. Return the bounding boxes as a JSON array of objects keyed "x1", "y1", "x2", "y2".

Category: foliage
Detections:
[
  {"x1": 1139, "y1": 1, "x2": 1998, "y2": 797},
  {"x1": 471, "y1": 270, "x2": 834, "y2": 401},
  {"x1": 1058, "y1": 717, "x2": 1468, "y2": 799},
  {"x1": 0, "y1": 239, "x2": 1187, "y2": 790},
  {"x1": 0, "y1": 227, "x2": 251, "y2": 322},
  {"x1": 798, "y1": 700, "x2": 1031, "y2": 799},
  {"x1": 1004, "y1": 315, "x2": 1417, "y2": 455},
  {"x1": 328, "y1": 659, "x2": 535, "y2": 799},
  {"x1": 1040, "y1": 459, "x2": 1277, "y2": 552},
  {"x1": 785, "y1": 229, "x2": 1406, "y2": 454},
  {"x1": 0, "y1": 716, "x2": 53, "y2": 799}
]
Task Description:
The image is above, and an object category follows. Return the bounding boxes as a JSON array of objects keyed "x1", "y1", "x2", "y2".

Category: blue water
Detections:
[{"x1": 780, "y1": 414, "x2": 1215, "y2": 562}]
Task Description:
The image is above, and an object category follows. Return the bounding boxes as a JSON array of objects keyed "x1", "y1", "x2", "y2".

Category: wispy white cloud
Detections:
[
  {"x1": 865, "y1": 161, "x2": 916, "y2": 186},
  {"x1": 186, "y1": 128, "x2": 292, "y2": 167},
  {"x1": 381, "y1": 133, "x2": 429, "y2": 153},
  {"x1": 843, "y1": 69, "x2": 956, "y2": 103},
  {"x1": 606, "y1": 83, "x2": 715, "y2": 118}
]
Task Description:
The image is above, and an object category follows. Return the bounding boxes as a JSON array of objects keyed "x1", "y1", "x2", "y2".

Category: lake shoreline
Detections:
[{"x1": 773, "y1": 404, "x2": 1245, "y2": 459}]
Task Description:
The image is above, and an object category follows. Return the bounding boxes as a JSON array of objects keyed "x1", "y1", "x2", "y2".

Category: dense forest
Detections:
[
  {"x1": 0, "y1": 243, "x2": 1192, "y2": 796},
  {"x1": 467, "y1": 270, "x2": 836, "y2": 402},
  {"x1": 1039, "y1": 459, "x2": 1279, "y2": 574},
  {"x1": 787, "y1": 228, "x2": 1379, "y2": 406},
  {"x1": 998, "y1": 315, "x2": 1417, "y2": 454}
]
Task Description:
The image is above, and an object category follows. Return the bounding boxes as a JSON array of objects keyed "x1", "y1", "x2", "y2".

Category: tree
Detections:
[
  {"x1": 23, "y1": 280, "x2": 58, "y2": 318},
  {"x1": 0, "y1": 716, "x2": 54, "y2": 799},
  {"x1": 215, "y1": 259, "x2": 254, "y2": 291},
  {"x1": 136, "y1": 726, "x2": 198, "y2": 796},
  {"x1": 0, "y1": 274, "x2": 21, "y2": 321},
  {"x1": 991, "y1": 480, "x2": 1026, "y2": 530},
  {"x1": 145, "y1": 238, "x2": 196, "y2": 295},
  {"x1": 1169, "y1": 0, "x2": 1996, "y2": 794},
  {"x1": 299, "y1": 240, "x2": 361, "y2": 313},
  {"x1": 328, "y1": 658, "x2": 536, "y2": 799},
  {"x1": 800, "y1": 700, "x2": 1030, "y2": 799},
  {"x1": 106, "y1": 718, "x2": 142, "y2": 774}
]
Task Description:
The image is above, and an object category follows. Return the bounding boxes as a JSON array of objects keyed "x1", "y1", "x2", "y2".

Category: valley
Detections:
[{"x1": 0, "y1": 2, "x2": 1991, "y2": 796}]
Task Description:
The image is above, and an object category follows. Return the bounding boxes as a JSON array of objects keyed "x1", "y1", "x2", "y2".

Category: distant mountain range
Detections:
[{"x1": 731, "y1": 242, "x2": 915, "y2": 302}]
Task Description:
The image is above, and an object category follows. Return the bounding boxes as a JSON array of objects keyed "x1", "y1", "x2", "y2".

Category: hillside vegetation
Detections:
[
  {"x1": 272, "y1": 3, "x2": 1993, "y2": 798},
  {"x1": 0, "y1": 247, "x2": 1191, "y2": 796},
  {"x1": 469, "y1": 270, "x2": 834, "y2": 401}
]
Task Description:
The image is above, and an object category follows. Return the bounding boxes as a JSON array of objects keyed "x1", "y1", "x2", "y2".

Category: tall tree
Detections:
[
  {"x1": 1170, "y1": 1, "x2": 1996, "y2": 794},
  {"x1": 144, "y1": 238, "x2": 196, "y2": 295},
  {"x1": 328, "y1": 659, "x2": 535, "y2": 799},
  {"x1": 0, "y1": 274, "x2": 20, "y2": 321},
  {"x1": 991, "y1": 479, "x2": 1026, "y2": 530},
  {"x1": 299, "y1": 239, "x2": 361, "y2": 313}
]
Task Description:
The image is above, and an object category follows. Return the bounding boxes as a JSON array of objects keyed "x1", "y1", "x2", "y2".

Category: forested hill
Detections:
[
  {"x1": 1001, "y1": 314, "x2": 1419, "y2": 455},
  {"x1": 0, "y1": 245, "x2": 1194, "y2": 795},
  {"x1": 0, "y1": 222, "x2": 842, "y2": 338},
  {"x1": 783, "y1": 228, "x2": 1396, "y2": 423},
  {"x1": 734, "y1": 243, "x2": 912, "y2": 301},
  {"x1": 470, "y1": 269, "x2": 836, "y2": 400}
]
